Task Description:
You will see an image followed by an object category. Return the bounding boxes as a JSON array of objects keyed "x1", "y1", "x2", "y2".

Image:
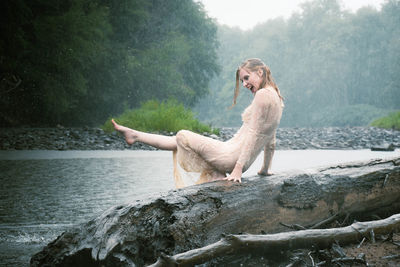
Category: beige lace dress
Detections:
[{"x1": 173, "y1": 87, "x2": 283, "y2": 188}]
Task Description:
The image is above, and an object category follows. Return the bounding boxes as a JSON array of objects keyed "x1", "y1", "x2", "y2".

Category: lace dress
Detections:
[{"x1": 173, "y1": 87, "x2": 283, "y2": 188}]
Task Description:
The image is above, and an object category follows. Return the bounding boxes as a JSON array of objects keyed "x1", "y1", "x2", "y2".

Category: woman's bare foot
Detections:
[
  {"x1": 257, "y1": 169, "x2": 273, "y2": 176},
  {"x1": 111, "y1": 119, "x2": 139, "y2": 145}
]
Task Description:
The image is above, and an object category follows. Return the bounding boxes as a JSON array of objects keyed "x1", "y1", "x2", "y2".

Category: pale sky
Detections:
[{"x1": 197, "y1": 0, "x2": 385, "y2": 30}]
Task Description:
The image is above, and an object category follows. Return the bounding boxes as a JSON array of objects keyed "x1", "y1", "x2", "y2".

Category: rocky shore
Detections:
[{"x1": 0, "y1": 126, "x2": 399, "y2": 151}]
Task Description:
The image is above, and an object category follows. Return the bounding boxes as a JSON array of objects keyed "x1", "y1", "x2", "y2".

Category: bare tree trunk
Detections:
[{"x1": 31, "y1": 157, "x2": 400, "y2": 267}]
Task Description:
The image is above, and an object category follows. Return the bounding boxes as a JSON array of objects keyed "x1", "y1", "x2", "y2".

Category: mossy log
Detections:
[{"x1": 31, "y1": 157, "x2": 400, "y2": 266}]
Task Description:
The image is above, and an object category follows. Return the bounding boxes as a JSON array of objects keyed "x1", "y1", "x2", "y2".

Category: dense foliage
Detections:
[
  {"x1": 195, "y1": 0, "x2": 400, "y2": 127},
  {"x1": 2, "y1": 0, "x2": 398, "y2": 128},
  {"x1": 102, "y1": 99, "x2": 219, "y2": 134},
  {"x1": 370, "y1": 111, "x2": 400, "y2": 130},
  {"x1": 0, "y1": 0, "x2": 219, "y2": 126}
]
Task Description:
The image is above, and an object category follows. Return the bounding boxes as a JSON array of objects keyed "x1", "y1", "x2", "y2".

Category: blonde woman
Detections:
[{"x1": 112, "y1": 58, "x2": 284, "y2": 188}]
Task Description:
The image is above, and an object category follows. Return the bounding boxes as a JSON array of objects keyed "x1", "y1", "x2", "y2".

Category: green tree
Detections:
[
  {"x1": 0, "y1": 0, "x2": 220, "y2": 127},
  {"x1": 195, "y1": 0, "x2": 399, "y2": 127}
]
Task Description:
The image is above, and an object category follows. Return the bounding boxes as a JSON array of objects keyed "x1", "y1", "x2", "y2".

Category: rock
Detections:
[
  {"x1": 371, "y1": 143, "x2": 395, "y2": 151},
  {"x1": 209, "y1": 134, "x2": 218, "y2": 139},
  {"x1": 30, "y1": 157, "x2": 400, "y2": 266}
]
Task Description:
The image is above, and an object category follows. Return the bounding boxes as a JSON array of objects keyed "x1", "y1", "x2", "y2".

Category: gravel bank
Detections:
[{"x1": 0, "y1": 126, "x2": 399, "y2": 151}]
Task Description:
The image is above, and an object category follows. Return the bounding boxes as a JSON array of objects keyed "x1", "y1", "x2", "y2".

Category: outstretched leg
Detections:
[{"x1": 111, "y1": 119, "x2": 177, "y2": 151}]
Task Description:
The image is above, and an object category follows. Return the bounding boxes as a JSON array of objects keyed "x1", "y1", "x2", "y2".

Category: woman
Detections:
[{"x1": 112, "y1": 58, "x2": 284, "y2": 188}]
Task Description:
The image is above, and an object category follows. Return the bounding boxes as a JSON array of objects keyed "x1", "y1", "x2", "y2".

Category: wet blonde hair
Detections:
[{"x1": 232, "y1": 58, "x2": 283, "y2": 107}]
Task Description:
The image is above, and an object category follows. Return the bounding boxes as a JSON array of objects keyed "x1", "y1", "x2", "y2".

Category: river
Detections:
[{"x1": 0, "y1": 149, "x2": 399, "y2": 266}]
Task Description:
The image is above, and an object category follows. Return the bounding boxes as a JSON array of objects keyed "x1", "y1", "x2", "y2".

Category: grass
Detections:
[
  {"x1": 102, "y1": 99, "x2": 219, "y2": 135},
  {"x1": 370, "y1": 111, "x2": 400, "y2": 130}
]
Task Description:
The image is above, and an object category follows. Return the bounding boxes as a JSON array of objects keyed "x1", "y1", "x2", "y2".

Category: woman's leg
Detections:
[{"x1": 111, "y1": 119, "x2": 177, "y2": 151}]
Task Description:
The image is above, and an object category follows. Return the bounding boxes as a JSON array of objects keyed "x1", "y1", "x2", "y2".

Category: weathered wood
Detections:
[
  {"x1": 30, "y1": 157, "x2": 400, "y2": 266},
  {"x1": 150, "y1": 214, "x2": 400, "y2": 266}
]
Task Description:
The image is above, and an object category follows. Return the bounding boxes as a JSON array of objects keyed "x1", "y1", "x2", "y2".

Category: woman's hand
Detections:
[
  {"x1": 224, "y1": 162, "x2": 243, "y2": 183},
  {"x1": 224, "y1": 173, "x2": 242, "y2": 183}
]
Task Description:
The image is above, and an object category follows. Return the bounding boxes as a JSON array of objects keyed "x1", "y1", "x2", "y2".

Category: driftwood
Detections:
[
  {"x1": 30, "y1": 157, "x2": 400, "y2": 266},
  {"x1": 150, "y1": 214, "x2": 400, "y2": 266}
]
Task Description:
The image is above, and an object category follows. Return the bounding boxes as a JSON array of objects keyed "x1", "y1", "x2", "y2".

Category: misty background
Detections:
[
  {"x1": 1, "y1": 1, "x2": 399, "y2": 265},
  {"x1": 1, "y1": 0, "x2": 399, "y2": 128}
]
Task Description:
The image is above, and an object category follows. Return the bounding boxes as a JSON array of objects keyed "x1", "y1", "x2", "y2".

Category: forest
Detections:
[
  {"x1": 195, "y1": 0, "x2": 400, "y2": 127},
  {"x1": 1, "y1": 0, "x2": 399, "y2": 128},
  {"x1": 0, "y1": 0, "x2": 219, "y2": 126}
]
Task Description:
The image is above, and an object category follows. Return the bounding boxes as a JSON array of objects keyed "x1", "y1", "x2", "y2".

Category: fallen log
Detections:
[
  {"x1": 150, "y1": 214, "x2": 400, "y2": 266},
  {"x1": 30, "y1": 157, "x2": 400, "y2": 266}
]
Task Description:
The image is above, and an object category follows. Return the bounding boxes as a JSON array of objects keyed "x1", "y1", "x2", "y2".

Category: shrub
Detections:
[
  {"x1": 306, "y1": 104, "x2": 391, "y2": 127},
  {"x1": 102, "y1": 99, "x2": 219, "y2": 135},
  {"x1": 370, "y1": 111, "x2": 400, "y2": 130}
]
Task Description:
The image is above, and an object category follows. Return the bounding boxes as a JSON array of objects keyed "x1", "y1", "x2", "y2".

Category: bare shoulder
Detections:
[
  {"x1": 253, "y1": 87, "x2": 277, "y2": 106},
  {"x1": 255, "y1": 88, "x2": 270, "y2": 97}
]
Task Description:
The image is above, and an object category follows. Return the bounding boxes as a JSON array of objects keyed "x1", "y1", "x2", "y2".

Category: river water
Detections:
[{"x1": 0, "y1": 149, "x2": 399, "y2": 266}]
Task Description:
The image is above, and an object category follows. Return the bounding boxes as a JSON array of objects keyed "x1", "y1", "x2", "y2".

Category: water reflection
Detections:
[{"x1": 0, "y1": 150, "x2": 176, "y2": 266}]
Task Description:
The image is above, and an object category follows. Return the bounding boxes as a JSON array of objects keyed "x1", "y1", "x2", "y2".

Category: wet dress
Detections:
[{"x1": 173, "y1": 87, "x2": 283, "y2": 188}]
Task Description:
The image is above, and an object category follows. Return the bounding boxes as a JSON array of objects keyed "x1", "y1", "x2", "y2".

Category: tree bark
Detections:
[{"x1": 30, "y1": 157, "x2": 400, "y2": 266}]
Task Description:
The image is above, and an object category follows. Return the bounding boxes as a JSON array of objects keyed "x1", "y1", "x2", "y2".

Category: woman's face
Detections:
[{"x1": 239, "y1": 68, "x2": 263, "y2": 95}]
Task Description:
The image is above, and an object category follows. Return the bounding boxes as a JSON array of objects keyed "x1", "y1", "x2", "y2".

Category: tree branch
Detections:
[{"x1": 150, "y1": 214, "x2": 400, "y2": 266}]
